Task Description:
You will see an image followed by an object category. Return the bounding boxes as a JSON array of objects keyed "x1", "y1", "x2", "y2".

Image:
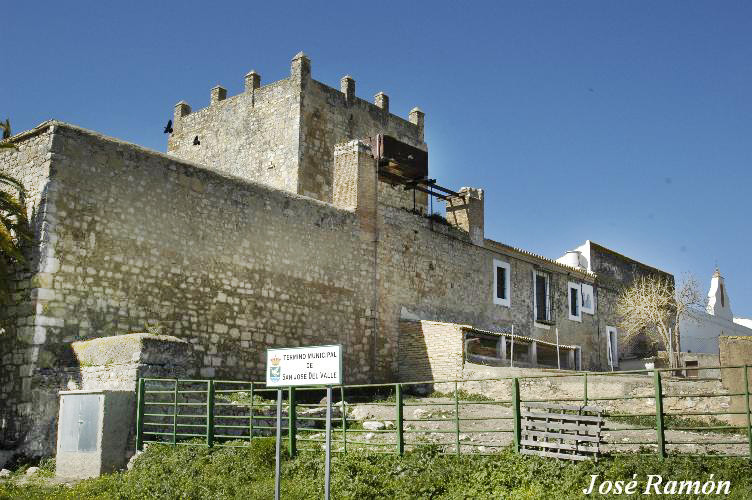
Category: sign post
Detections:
[
  {"x1": 325, "y1": 386, "x2": 332, "y2": 499},
  {"x1": 555, "y1": 328, "x2": 561, "y2": 370},
  {"x1": 266, "y1": 345, "x2": 343, "y2": 500},
  {"x1": 274, "y1": 388, "x2": 282, "y2": 500}
]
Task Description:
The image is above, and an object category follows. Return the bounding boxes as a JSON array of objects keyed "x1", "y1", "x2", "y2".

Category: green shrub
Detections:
[{"x1": 1, "y1": 441, "x2": 750, "y2": 499}]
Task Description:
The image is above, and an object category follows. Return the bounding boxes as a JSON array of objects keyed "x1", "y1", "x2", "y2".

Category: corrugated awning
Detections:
[{"x1": 461, "y1": 326, "x2": 579, "y2": 350}]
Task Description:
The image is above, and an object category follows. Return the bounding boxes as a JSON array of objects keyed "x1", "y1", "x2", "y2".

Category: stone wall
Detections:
[
  {"x1": 586, "y1": 241, "x2": 675, "y2": 360},
  {"x1": 0, "y1": 331, "x2": 195, "y2": 461},
  {"x1": 167, "y1": 78, "x2": 301, "y2": 194},
  {"x1": 2, "y1": 124, "x2": 618, "y2": 459},
  {"x1": 719, "y1": 336, "x2": 752, "y2": 426},
  {"x1": 0, "y1": 125, "x2": 57, "y2": 453},
  {"x1": 1, "y1": 123, "x2": 377, "y2": 456},
  {"x1": 48, "y1": 123, "x2": 374, "y2": 379},
  {"x1": 70, "y1": 333, "x2": 197, "y2": 392},
  {"x1": 448, "y1": 364, "x2": 732, "y2": 423},
  {"x1": 375, "y1": 203, "x2": 601, "y2": 378},
  {"x1": 2, "y1": 125, "x2": 633, "y2": 460}
]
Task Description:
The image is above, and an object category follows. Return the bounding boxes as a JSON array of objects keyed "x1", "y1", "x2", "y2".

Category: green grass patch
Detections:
[
  {"x1": 428, "y1": 389, "x2": 497, "y2": 403},
  {"x1": 1, "y1": 440, "x2": 750, "y2": 499},
  {"x1": 608, "y1": 413, "x2": 743, "y2": 434},
  {"x1": 215, "y1": 391, "x2": 278, "y2": 407},
  {"x1": 371, "y1": 388, "x2": 497, "y2": 404}
]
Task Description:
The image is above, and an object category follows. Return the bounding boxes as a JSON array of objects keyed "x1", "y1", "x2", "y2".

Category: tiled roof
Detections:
[{"x1": 484, "y1": 239, "x2": 596, "y2": 280}]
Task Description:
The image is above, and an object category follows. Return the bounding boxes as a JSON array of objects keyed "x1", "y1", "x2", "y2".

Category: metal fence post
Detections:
[
  {"x1": 172, "y1": 379, "x2": 179, "y2": 445},
  {"x1": 249, "y1": 382, "x2": 254, "y2": 442},
  {"x1": 207, "y1": 380, "x2": 215, "y2": 448},
  {"x1": 583, "y1": 373, "x2": 588, "y2": 405},
  {"x1": 455, "y1": 381, "x2": 461, "y2": 456},
  {"x1": 340, "y1": 385, "x2": 347, "y2": 454},
  {"x1": 744, "y1": 365, "x2": 751, "y2": 458},
  {"x1": 512, "y1": 378, "x2": 521, "y2": 452},
  {"x1": 288, "y1": 387, "x2": 297, "y2": 458},
  {"x1": 135, "y1": 378, "x2": 145, "y2": 451},
  {"x1": 654, "y1": 370, "x2": 665, "y2": 458},
  {"x1": 396, "y1": 383, "x2": 404, "y2": 455}
]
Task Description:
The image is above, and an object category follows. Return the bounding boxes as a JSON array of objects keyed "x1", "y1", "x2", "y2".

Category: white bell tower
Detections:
[{"x1": 706, "y1": 268, "x2": 733, "y2": 321}]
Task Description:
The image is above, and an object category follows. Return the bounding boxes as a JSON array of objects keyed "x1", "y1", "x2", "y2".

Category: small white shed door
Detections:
[{"x1": 59, "y1": 394, "x2": 101, "y2": 452}]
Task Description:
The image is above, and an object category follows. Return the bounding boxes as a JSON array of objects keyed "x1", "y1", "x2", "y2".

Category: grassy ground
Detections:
[
  {"x1": 1, "y1": 440, "x2": 750, "y2": 499},
  {"x1": 609, "y1": 413, "x2": 744, "y2": 434}
]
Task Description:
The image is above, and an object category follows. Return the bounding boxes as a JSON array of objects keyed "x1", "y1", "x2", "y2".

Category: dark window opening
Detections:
[
  {"x1": 685, "y1": 360, "x2": 699, "y2": 378},
  {"x1": 496, "y1": 266, "x2": 506, "y2": 300},
  {"x1": 570, "y1": 287, "x2": 579, "y2": 317},
  {"x1": 535, "y1": 274, "x2": 549, "y2": 322},
  {"x1": 720, "y1": 284, "x2": 725, "y2": 307}
]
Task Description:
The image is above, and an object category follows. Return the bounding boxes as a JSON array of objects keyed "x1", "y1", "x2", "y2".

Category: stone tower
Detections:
[{"x1": 167, "y1": 52, "x2": 427, "y2": 204}]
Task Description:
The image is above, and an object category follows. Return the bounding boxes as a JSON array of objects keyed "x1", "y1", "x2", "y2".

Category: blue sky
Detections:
[{"x1": 5, "y1": 1, "x2": 751, "y2": 315}]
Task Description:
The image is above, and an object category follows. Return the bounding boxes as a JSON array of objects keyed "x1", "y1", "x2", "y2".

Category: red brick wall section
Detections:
[{"x1": 398, "y1": 320, "x2": 467, "y2": 382}]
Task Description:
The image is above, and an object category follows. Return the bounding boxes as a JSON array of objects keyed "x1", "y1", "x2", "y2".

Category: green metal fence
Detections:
[{"x1": 136, "y1": 364, "x2": 752, "y2": 459}]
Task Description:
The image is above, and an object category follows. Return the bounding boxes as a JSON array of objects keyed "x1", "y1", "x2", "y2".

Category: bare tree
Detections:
[{"x1": 616, "y1": 273, "x2": 703, "y2": 368}]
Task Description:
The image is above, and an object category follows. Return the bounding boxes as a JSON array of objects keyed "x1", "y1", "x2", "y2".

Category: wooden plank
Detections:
[
  {"x1": 520, "y1": 448, "x2": 590, "y2": 461},
  {"x1": 521, "y1": 429, "x2": 601, "y2": 443},
  {"x1": 523, "y1": 421, "x2": 601, "y2": 434},
  {"x1": 520, "y1": 439, "x2": 599, "y2": 453},
  {"x1": 521, "y1": 411, "x2": 604, "y2": 425},
  {"x1": 524, "y1": 421, "x2": 601, "y2": 434},
  {"x1": 521, "y1": 411, "x2": 603, "y2": 424},
  {"x1": 523, "y1": 402, "x2": 603, "y2": 413},
  {"x1": 519, "y1": 404, "x2": 604, "y2": 461}
]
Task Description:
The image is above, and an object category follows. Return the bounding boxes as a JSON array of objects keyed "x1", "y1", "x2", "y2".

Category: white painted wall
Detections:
[
  {"x1": 680, "y1": 309, "x2": 752, "y2": 353},
  {"x1": 680, "y1": 270, "x2": 752, "y2": 354}
]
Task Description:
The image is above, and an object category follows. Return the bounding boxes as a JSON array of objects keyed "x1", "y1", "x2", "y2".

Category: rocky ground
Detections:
[{"x1": 297, "y1": 396, "x2": 749, "y2": 457}]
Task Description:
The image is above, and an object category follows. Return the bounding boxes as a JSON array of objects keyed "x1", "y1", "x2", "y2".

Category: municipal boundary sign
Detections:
[
  {"x1": 266, "y1": 344, "x2": 343, "y2": 500},
  {"x1": 266, "y1": 344, "x2": 343, "y2": 387}
]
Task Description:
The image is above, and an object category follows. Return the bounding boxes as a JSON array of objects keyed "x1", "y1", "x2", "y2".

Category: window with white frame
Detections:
[
  {"x1": 580, "y1": 283, "x2": 595, "y2": 314},
  {"x1": 533, "y1": 271, "x2": 552, "y2": 323},
  {"x1": 493, "y1": 259, "x2": 511, "y2": 307},
  {"x1": 568, "y1": 282, "x2": 582, "y2": 322}
]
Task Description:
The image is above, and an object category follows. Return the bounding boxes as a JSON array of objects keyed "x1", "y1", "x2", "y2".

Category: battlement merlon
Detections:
[{"x1": 169, "y1": 52, "x2": 425, "y2": 136}]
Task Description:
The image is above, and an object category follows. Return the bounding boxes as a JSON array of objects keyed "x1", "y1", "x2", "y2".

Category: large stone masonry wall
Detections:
[
  {"x1": 374, "y1": 201, "x2": 602, "y2": 380},
  {"x1": 46, "y1": 124, "x2": 374, "y2": 379},
  {"x1": 0, "y1": 125, "x2": 57, "y2": 450},
  {"x1": 3, "y1": 126, "x2": 618, "y2": 457},
  {"x1": 1, "y1": 123, "x2": 377, "y2": 455}
]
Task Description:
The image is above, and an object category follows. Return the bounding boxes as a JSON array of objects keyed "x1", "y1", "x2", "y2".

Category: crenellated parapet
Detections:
[{"x1": 167, "y1": 52, "x2": 427, "y2": 204}]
